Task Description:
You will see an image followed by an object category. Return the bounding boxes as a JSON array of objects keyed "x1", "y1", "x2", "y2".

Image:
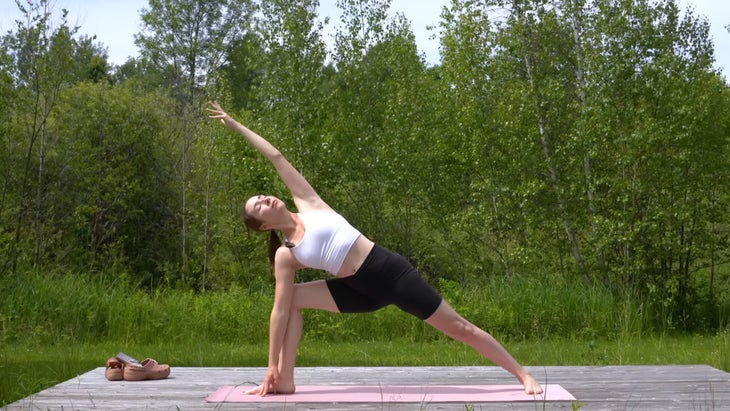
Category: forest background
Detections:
[{"x1": 1, "y1": 0, "x2": 730, "y2": 400}]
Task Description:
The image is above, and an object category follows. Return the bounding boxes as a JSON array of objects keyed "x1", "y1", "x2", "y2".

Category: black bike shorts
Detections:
[{"x1": 325, "y1": 244, "x2": 442, "y2": 320}]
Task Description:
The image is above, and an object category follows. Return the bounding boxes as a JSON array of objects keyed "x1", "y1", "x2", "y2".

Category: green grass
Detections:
[
  {"x1": 2, "y1": 334, "x2": 729, "y2": 407},
  {"x1": 2, "y1": 270, "x2": 706, "y2": 346}
]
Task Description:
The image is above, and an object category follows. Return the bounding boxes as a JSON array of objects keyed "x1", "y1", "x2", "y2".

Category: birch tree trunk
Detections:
[{"x1": 515, "y1": 0, "x2": 589, "y2": 283}]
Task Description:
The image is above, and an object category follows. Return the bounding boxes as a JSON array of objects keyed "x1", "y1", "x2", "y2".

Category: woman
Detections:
[{"x1": 207, "y1": 102, "x2": 543, "y2": 396}]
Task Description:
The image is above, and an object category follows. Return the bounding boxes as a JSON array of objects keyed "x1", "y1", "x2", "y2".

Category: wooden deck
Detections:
[{"x1": 4, "y1": 365, "x2": 730, "y2": 410}]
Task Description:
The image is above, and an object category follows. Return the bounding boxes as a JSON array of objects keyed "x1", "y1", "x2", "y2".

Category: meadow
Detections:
[{"x1": 1, "y1": 271, "x2": 728, "y2": 406}]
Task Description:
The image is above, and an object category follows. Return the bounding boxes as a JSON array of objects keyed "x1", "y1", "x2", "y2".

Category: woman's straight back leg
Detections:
[{"x1": 424, "y1": 300, "x2": 543, "y2": 395}]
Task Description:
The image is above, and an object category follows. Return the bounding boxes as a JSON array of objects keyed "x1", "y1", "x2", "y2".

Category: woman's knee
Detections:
[
  {"x1": 449, "y1": 318, "x2": 482, "y2": 341},
  {"x1": 427, "y1": 303, "x2": 482, "y2": 341}
]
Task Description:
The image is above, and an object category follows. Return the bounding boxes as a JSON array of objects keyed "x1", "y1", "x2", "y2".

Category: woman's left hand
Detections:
[{"x1": 206, "y1": 101, "x2": 227, "y2": 122}]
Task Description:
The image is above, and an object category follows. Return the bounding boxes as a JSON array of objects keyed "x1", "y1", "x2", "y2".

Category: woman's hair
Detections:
[{"x1": 241, "y1": 205, "x2": 281, "y2": 265}]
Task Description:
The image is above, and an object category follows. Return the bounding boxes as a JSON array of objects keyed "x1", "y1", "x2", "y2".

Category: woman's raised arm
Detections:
[{"x1": 207, "y1": 102, "x2": 329, "y2": 212}]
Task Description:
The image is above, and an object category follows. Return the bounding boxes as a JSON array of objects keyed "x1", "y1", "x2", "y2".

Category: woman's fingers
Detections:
[
  {"x1": 206, "y1": 101, "x2": 226, "y2": 119},
  {"x1": 243, "y1": 386, "x2": 260, "y2": 395}
]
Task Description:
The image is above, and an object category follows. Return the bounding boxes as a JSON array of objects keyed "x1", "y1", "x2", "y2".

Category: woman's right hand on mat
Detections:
[{"x1": 255, "y1": 366, "x2": 280, "y2": 396}]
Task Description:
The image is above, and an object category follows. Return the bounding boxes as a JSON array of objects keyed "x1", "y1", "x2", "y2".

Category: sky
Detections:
[{"x1": 0, "y1": 0, "x2": 728, "y2": 75}]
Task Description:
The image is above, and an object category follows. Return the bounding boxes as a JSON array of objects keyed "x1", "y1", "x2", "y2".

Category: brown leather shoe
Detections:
[
  {"x1": 105, "y1": 357, "x2": 124, "y2": 381},
  {"x1": 123, "y1": 358, "x2": 171, "y2": 381}
]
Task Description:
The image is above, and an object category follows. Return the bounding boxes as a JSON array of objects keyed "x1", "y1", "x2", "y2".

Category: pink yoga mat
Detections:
[{"x1": 206, "y1": 384, "x2": 575, "y2": 403}]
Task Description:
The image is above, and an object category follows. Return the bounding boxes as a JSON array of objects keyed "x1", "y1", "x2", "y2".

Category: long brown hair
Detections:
[{"x1": 241, "y1": 205, "x2": 281, "y2": 265}]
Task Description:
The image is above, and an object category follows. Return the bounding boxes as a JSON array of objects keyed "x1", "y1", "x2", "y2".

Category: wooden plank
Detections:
[{"x1": 3, "y1": 365, "x2": 730, "y2": 410}]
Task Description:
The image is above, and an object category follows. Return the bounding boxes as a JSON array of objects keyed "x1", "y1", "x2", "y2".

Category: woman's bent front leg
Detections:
[{"x1": 247, "y1": 280, "x2": 340, "y2": 395}]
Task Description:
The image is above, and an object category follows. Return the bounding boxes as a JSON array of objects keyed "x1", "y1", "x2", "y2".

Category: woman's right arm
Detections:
[
  {"x1": 207, "y1": 102, "x2": 329, "y2": 212},
  {"x1": 259, "y1": 248, "x2": 298, "y2": 396}
]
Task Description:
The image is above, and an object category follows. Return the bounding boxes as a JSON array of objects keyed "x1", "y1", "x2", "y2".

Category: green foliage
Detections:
[
  {"x1": 0, "y1": 0, "x2": 728, "y2": 333},
  {"x1": 49, "y1": 82, "x2": 179, "y2": 276},
  {"x1": 436, "y1": 0, "x2": 729, "y2": 326}
]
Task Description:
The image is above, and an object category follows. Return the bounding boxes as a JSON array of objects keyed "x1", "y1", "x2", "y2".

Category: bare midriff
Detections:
[{"x1": 335, "y1": 235, "x2": 374, "y2": 278}]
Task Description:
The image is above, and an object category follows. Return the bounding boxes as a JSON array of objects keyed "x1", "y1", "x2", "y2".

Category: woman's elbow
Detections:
[{"x1": 268, "y1": 149, "x2": 284, "y2": 162}]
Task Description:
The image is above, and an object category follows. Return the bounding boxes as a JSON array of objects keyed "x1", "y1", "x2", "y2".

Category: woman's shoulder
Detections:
[
  {"x1": 297, "y1": 204, "x2": 337, "y2": 216},
  {"x1": 293, "y1": 195, "x2": 334, "y2": 214},
  {"x1": 274, "y1": 246, "x2": 303, "y2": 272}
]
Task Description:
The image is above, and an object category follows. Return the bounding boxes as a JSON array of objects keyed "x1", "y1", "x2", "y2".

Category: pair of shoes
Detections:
[{"x1": 105, "y1": 352, "x2": 171, "y2": 381}]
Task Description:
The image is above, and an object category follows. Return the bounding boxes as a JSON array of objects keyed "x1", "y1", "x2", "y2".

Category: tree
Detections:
[
  {"x1": 135, "y1": 0, "x2": 255, "y2": 285},
  {"x1": 0, "y1": 32, "x2": 17, "y2": 271},
  {"x1": 221, "y1": 32, "x2": 265, "y2": 111},
  {"x1": 439, "y1": 0, "x2": 529, "y2": 278},
  {"x1": 2, "y1": 0, "x2": 85, "y2": 273},
  {"x1": 51, "y1": 82, "x2": 178, "y2": 278},
  {"x1": 327, "y1": 0, "x2": 399, "y2": 238}
]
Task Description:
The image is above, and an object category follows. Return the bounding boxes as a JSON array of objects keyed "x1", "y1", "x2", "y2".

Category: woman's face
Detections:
[{"x1": 244, "y1": 195, "x2": 284, "y2": 227}]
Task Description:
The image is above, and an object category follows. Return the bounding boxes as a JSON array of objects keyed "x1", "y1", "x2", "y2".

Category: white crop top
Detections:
[{"x1": 288, "y1": 211, "x2": 362, "y2": 275}]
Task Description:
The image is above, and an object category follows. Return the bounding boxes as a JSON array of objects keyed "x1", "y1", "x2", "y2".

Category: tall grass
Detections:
[
  {"x1": 0, "y1": 272, "x2": 272, "y2": 345},
  {"x1": 0, "y1": 270, "x2": 710, "y2": 346}
]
